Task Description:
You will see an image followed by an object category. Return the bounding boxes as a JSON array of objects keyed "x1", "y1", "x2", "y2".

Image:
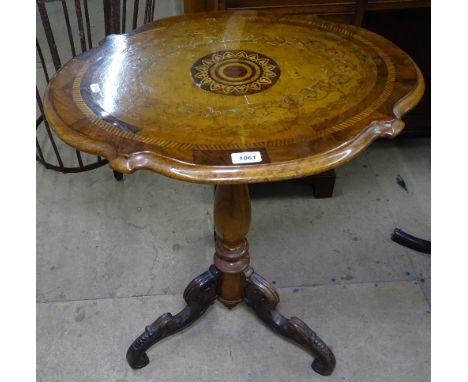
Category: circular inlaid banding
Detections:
[
  {"x1": 45, "y1": 13, "x2": 423, "y2": 184},
  {"x1": 191, "y1": 50, "x2": 280, "y2": 95}
]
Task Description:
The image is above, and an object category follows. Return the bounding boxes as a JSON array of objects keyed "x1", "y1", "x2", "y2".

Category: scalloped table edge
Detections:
[{"x1": 43, "y1": 63, "x2": 424, "y2": 184}]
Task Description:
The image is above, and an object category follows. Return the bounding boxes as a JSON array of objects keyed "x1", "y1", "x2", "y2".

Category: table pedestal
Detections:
[{"x1": 126, "y1": 184, "x2": 336, "y2": 376}]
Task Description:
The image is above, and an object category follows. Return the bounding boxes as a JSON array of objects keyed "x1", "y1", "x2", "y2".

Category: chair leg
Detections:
[
  {"x1": 113, "y1": 171, "x2": 124, "y2": 181},
  {"x1": 391, "y1": 228, "x2": 431, "y2": 254}
]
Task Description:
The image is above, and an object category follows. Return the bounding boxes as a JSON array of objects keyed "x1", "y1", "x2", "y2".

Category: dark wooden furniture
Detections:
[
  {"x1": 391, "y1": 228, "x2": 431, "y2": 254},
  {"x1": 44, "y1": 12, "x2": 424, "y2": 376},
  {"x1": 362, "y1": 5, "x2": 430, "y2": 137}
]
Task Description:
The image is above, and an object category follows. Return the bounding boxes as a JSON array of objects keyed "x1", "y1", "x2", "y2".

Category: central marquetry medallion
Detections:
[{"x1": 190, "y1": 50, "x2": 280, "y2": 96}]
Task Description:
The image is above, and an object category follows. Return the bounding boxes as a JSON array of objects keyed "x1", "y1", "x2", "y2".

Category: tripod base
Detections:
[{"x1": 126, "y1": 265, "x2": 336, "y2": 376}]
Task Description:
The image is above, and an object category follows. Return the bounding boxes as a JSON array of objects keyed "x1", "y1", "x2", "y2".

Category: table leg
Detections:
[
  {"x1": 126, "y1": 265, "x2": 220, "y2": 369},
  {"x1": 243, "y1": 267, "x2": 336, "y2": 376}
]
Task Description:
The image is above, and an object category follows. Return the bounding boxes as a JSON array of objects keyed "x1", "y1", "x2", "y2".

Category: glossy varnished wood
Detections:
[
  {"x1": 243, "y1": 267, "x2": 336, "y2": 375},
  {"x1": 126, "y1": 184, "x2": 336, "y2": 375},
  {"x1": 42, "y1": 10, "x2": 424, "y2": 377},
  {"x1": 212, "y1": 184, "x2": 336, "y2": 373},
  {"x1": 44, "y1": 11, "x2": 424, "y2": 184},
  {"x1": 214, "y1": 184, "x2": 251, "y2": 307},
  {"x1": 126, "y1": 266, "x2": 220, "y2": 369}
]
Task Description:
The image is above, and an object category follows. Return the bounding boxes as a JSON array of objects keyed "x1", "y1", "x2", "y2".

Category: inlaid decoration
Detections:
[
  {"x1": 44, "y1": 12, "x2": 424, "y2": 184},
  {"x1": 190, "y1": 50, "x2": 280, "y2": 95}
]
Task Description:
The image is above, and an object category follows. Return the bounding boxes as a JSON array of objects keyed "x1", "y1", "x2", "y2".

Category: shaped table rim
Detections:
[{"x1": 43, "y1": 12, "x2": 425, "y2": 185}]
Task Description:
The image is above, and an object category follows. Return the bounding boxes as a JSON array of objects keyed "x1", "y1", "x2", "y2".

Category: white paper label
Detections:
[
  {"x1": 90, "y1": 83, "x2": 101, "y2": 93},
  {"x1": 231, "y1": 151, "x2": 262, "y2": 164}
]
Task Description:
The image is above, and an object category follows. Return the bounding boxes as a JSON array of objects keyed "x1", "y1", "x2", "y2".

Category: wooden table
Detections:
[{"x1": 44, "y1": 11, "x2": 424, "y2": 377}]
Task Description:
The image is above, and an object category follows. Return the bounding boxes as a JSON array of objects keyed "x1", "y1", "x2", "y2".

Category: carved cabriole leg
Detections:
[
  {"x1": 126, "y1": 265, "x2": 220, "y2": 369},
  {"x1": 242, "y1": 267, "x2": 336, "y2": 376},
  {"x1": 213, "y1": 184, "x2": 251, "y2": 308}
]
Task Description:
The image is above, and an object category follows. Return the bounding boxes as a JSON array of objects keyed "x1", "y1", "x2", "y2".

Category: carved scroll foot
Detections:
[
  {"x1": 126, "y1": 265, "x2": 220, "y2": 369},
  {"x1": 113, "y1": 170, "x2": 124, "y2": 181},
  {"x1": 242, "y1": 268, "x2": 336, "y2": 376}
]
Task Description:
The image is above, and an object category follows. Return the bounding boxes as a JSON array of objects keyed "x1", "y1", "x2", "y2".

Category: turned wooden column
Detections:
[{"x1": 213, "y1": 184, "x2": 251, "y2": 308}]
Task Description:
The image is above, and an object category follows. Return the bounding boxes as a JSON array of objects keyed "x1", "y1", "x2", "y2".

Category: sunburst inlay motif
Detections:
[{"x1": 190, "y1": 50, "x2": 280, "y2": 96}]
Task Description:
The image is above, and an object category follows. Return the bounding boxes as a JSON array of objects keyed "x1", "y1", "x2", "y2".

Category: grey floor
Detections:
[
  {"x1": 37, "y1": 1, "x2": 430, "y2": 381},
  {"x1": 37, "y1": 138, "x2": 431, "y2": 382}
]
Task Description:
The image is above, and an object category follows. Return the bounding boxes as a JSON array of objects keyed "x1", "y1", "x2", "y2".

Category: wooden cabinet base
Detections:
[{"x1": 126, "y1": 184, "x2": 336, "y2": 376}]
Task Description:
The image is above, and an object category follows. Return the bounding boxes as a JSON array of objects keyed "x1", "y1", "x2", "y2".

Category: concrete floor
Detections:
[
  {"x1": 37, "y1": 1, "x2": 430, "y2": 381},
  {"x1": 37, "y1": 138, "x2": 431, "y2": 382}
]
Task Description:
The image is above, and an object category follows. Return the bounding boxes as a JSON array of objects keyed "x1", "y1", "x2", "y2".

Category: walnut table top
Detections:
[{"x1": 44, "y1": 11, "x2": 424, "y2": 184}]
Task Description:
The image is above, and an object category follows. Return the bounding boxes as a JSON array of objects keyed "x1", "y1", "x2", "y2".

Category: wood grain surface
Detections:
[{"x1": 44, "y1": 11, "x2": 424, "y2": 184}]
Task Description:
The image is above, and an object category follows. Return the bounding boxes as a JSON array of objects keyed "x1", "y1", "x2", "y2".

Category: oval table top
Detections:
[{"x1": 44, "y1": 11, "x2": 424, "y2": 184}]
